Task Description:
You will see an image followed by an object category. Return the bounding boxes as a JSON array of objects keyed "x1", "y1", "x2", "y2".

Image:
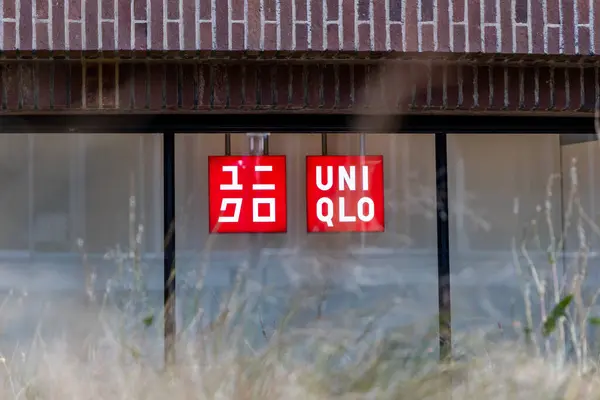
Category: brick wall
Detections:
[
  {"x1": 0, "y1": 0, "x2": 598, "y2": 55},
  {"x1": 1, "y1": 60, "x2": 598, "y2": 113}
]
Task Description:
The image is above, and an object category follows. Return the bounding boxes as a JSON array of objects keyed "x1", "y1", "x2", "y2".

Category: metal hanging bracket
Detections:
[{"x1": 247, "y1": 132, "x2": 270, "y2": 156}]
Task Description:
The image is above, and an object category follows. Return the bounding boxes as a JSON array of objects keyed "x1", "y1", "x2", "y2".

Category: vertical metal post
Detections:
[
  {"x1": 27, "y1": 134, "x2": 34, "y2": 257},
  {"x1": 321, "y1": 134, "x2": 328, "y2": 155},
  {"x1": 264, "y1": 135, "x2": 270, "y2": 155},
  {"x1": 163, "y1": 132, "x2": 176, "y2": 366},
  {"x1": 154, "y1": 135, "x2": 162, "y2": 253},
  {"x1": 435, "y1": 133, "x2": 452, "y2": 361},
  {"x1": 138, "y1": 136, "x2": 146, "y2": 255},
  {"x1": 395, "y1": 134, "x2": 403, "y2": 238},
  {"x1": 225, "y1": 133, "x2": 231, "y2": 155},
  {"x1": 588, "y1": 143, "x2": 595, "y2": 231},
  {"x1": 359, "y1": 134, "x2": 366, "y2": 154}
]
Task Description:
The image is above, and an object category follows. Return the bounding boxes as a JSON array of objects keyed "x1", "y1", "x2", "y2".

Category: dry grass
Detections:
[{"x1": 1, "y1": 303, "x2": 600, "y2": 400}]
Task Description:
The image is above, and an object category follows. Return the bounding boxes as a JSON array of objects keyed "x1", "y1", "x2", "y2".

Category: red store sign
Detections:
[
  {"x1": 306, "y1": 155, "x2": 385, "y2": 232},
  {"x1": 208, "y1": 156, "x2": 287, "y2": 233}
]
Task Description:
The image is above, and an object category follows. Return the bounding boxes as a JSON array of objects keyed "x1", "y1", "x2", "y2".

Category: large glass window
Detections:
[
  {"x1": 560, "y1": 138, "x2": 600, "y2": 257},
  {"x1": 446, "y1": 132, "x2": 600, "y2": 357},
  {"x1": 0, "y1": 134, "x2": 162, "y2": 356},
  {"x1": 0, "y1": 135, "x2": 29, "y2": 252},
  {"x1": 559, "y1": 138, "x2": 600, "y2": 352},
  {"x1": 84, "y1": 134, "x2": 161, "y2": 254},
  {"x1": 447, "y1": 134, "x2": 565, "y2": 340},
  {"x1": 4, "y1": 129, "x2": 598, "y2": 361},
  {"x1": 175, "y1": 133, "x2": 439, "y2": 350}
]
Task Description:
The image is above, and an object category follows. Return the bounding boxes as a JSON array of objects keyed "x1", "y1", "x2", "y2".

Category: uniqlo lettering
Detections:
[
  {"x1": 306, "y1": 155, "x2": 384, "y2": 232},
  {"x1": 208, "y1": 156, "x2": 287, "y2": 233}
]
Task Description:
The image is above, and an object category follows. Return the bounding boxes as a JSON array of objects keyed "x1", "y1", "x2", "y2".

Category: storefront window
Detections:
[
  {"x1": 0, "y1": 134, "x2": 162, "y2": 354},
  {"x1": 559, "y1": 138, "x2": 600, "y2": 351},
  {"x1": 0, "y1": 135, "x2": 29, "y2": 252},
  {"x1": 560, "y1": 139, "x2": 600, "y2": 257},
  {"x1": 175, "y1": 133, "x2": 439, "y2": 349},
  {"x1": 3, "y1": 129, "x2": 599, "y2": 358},
  {"x1": 84, "y1": 134, "x2": 161, "y2": 254},
  {"x1": 447, "y1": 134, "x2": 565, "y2": 339}
]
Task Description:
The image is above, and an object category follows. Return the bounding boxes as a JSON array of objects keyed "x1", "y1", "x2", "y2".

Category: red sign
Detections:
[
  {"x1": 208, "y1": 156, "x2": 287, "y2": 233},
  {"x1": 306, "y1": 155, "x2": 384, "y2": 232}
]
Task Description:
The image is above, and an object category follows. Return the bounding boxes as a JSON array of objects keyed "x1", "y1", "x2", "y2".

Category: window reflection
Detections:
[
  {"x1": 0, "y1": 135, "x2": 29, "y2": 252},
  {"x1": 561, "y1": 139, "x2": 600, "y2": 352},
  {"x1": 176, "y1": 133, "x2": 439, "y2": 349},
  {"x1": 2, "y1": 131, "x2": 599, "y2": 357},
  {"x1": 447, "y1": 134, "x2": 564, "y2": 337},
  {"x1": 0, "y1": 134, "x2": 163, "y2": 357}
]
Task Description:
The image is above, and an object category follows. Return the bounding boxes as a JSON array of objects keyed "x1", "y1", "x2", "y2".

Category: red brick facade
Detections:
[
  {"x1": 0, "y1": 0, "x2": 597, "y2": 54},
  {"x1": 0, "y1": 0, "x2": 598, "y2": 115},
  {"x1": 0, "y1": 60, "x2": 598, "y2": 113}
]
